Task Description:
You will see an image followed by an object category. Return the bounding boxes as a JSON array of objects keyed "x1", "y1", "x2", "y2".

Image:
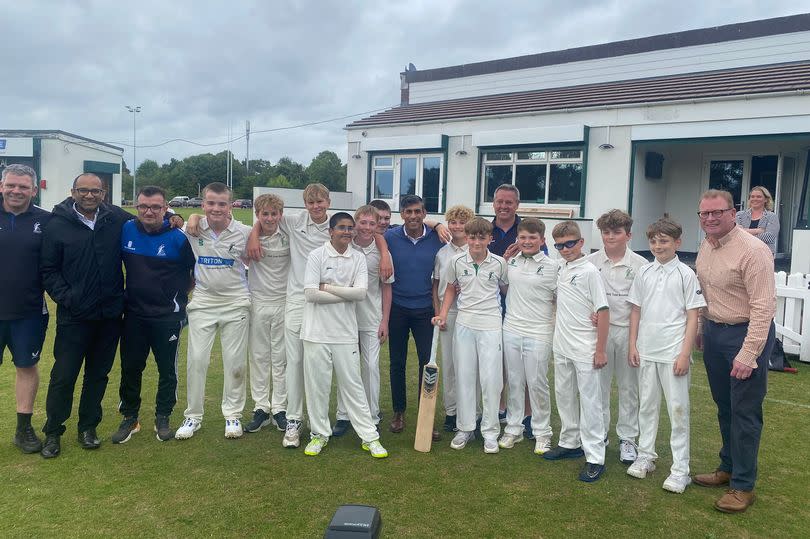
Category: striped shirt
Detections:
[{"x1": 696, "y1": 225, "x2": 776, "y2": 369}]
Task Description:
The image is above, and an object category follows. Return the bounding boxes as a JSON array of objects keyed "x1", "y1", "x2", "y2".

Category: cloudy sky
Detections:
[{"x1": 3, "y1": 1, "x2": 807, "y2": 171}]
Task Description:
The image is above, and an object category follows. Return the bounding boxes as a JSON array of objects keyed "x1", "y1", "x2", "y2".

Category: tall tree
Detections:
[{"x1": 306, "y1": 150, "x2": 345, "y2": 191}]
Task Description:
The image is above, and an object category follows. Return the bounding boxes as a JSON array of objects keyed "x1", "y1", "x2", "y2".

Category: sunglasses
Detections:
[{"x1": 553, "y1": 239, "x2": 581, "y2": 250}]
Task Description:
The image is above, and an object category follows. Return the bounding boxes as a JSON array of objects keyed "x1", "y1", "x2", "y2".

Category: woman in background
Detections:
[{"x1": 736, "y1": 186, "x2": 779, "y2": 254}]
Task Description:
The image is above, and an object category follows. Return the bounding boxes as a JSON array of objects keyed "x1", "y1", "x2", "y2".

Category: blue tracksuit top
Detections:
[{"x1": 385, "y1": 225, "x2": 443, "y2": 310}]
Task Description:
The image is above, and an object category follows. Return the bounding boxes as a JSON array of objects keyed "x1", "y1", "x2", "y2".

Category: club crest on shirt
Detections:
[
  {"x1": 570, "y1": 275, "x2": 578, "y2": 286},
  {"x1": 488, "y1": 271, "x2": 495, "y2": 280},
  {"x1": 198, "y1": 239, "x2": 204, "y2": 246},
  {"x1": 462, "y1": 269, "x2": 470, "y2": 276},
  {"x1": 33, "y1": 222, "x2": 41, "y2": 234},
  {"x1": 509, "y1": 258, "x2": 517, "y2": 266},
  {"x1": 157, "y1": 244, "x2": 166, "y2": 257},
  {"x1": 536, "y1": 265, "x2": 544, "y2": 275},
  {"x1": 625, "y1": 267, "x2": 635, "y2": 280}
]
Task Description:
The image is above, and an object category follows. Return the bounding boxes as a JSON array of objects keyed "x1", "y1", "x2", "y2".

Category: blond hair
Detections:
[
  {"x1": 354, "y1": 205, "x2": 379, "y2": 221},
  {"x1": 700, "y1": 189, "x2": 734, "y2": 209},
  {"x1": 749, "y1": 186, "x2": 774, "y2": 211},
  {"x1": 552, "y1": 220, "x2": 581, "y2": 240},
  {"x1": 303, "y1": 183, "x2": 330, "y2": 202},
  {"x1": 254, "y1": 194, "x2": 284, "y2": 213},
  {"x1": 445, "y1": 205, "x2": 474, "y2": 223}
]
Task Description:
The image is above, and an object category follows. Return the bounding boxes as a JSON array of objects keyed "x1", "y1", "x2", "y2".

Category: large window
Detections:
[
  {"x1": 481, "y1": 149, "x2": 583, "y2": 205},
  {"x1": 371, "y1": 154, "x2": 443, "y2": 213}
]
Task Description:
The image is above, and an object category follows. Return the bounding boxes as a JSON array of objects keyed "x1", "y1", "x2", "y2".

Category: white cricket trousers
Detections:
[
  {"x1": 503, "y1": 330, "x2": 552, "y2": 440},
  {"x1": 440, "y1": 311, "x2": 458, "y2": 416},
  {"x1": 454, "y1": 323, "x2": 503, "y2": 442},
  {"x1": 284, "y1": 301, "x2": 305, "y2": 422},
  {"x1": 336, "y1": 330, "x2": 381, "y2": 424},
  {"x1": 638, "y1": 360, "x2": 691, "y2": 476},
  {"x1": 184, "y1": 299, "x2": 250, "y2": 420},
  {"x1": 599, "y1": 325, "x2": 640, "y2": 442},
  {"x1": 303, "y1": 341, "x2": 379, "y2": 443},
  {"x1": 554, "y1": 354, "x2": 606, "y2": 465},
  {"x1": 249, "y1": 301, "x2": 286, "y2": 415}
]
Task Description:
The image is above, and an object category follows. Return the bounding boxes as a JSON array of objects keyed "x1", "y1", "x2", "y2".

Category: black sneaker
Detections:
[
  {"x1": 272, "y1": 411, "x2": 288, "y2": 431},
  {"x1": 443, "y1": 415, "x2": 456, "y2": 432},
  {"x1": 41, "y1": 434, "x2": 61, "y2": 459},
  {"x1": 245, "y1": 409, "x2": 272, "y2": 433},
  {"x1": 522, "y1": 416, "x2": 534, "y2": 440},
  {"x1": 579, "y1": 462, "x2": 606, "y2": 482},
  {"x1": 154, "y1": 415, "x2": 174, "y2": 441},
  {"x1": 542, "y1": 445, "x2": 585, "y2": 461},
  {"x1": 498, "y1": 409, "x2": 508, "y2": 424},
  {"x1": 14, "y1": 425, "x2": 43, "y2": 454},
  {"x1": 111, "y1": 417, "x2": 141, "y2": 444},
  {"x1": 332, "y1": 419, "x2": 351, "y2": 437}
]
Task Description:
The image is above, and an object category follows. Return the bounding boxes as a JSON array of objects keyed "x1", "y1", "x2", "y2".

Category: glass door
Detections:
[
  {"x1": 776, "y1": 154, "x2": 798, "y2": 256},
  {"x1": 704, "y1": 156, "x2": 748, "y2": 210}
]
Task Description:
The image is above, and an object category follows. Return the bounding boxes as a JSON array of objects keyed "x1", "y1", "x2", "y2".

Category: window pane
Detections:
[
  {"x1": 548, "y1": 163, "x2": 582, "y2": 204},
  {"x1": 550, "y1": 150, "x2": 582, "y2": 159},
  {"x1": 373, "y1": 170, "x2": 393, "y2": 199},
  {"x1": 399, "y1": 158, "x2": 417, "y2": 199},
  {"x1": 422, "y1": 157, "x2": 441, "y2": 213},
  {"x1": 484, "y1": 165, "x2": 513, "y2": 202},
  {"x1": 514, "y1": 164, "x2": 547, "y2": 203},
  {"x1": 516, "y1": 151, "x2": 546, "y2": 161},
  {"x1": 485, "y1": 152, "x2": 512, "y2": 161},
  {"x1": 374, "y1": 156, "x2": 393, "y2": 167},
  {"x1": 708, "y1": 160, "x2": 744, "y2": 208}
]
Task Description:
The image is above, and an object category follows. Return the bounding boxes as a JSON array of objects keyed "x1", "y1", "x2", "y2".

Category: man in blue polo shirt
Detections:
[
  {"x1": 0, "y1": 164, "x2": 51, "y2": 454},
  {"x1": 384, "y1": 195, "x2": 443, "y2": 437}
]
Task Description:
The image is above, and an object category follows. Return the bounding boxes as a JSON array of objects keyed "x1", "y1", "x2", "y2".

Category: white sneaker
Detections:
[
  {"x1": 483, "y1": 439, "x2": 499, "y2": 454},
  {"x1": 498, "y1": 433, "x2": 523, "y2": 449},
  {"x1": 362, "y1": 440, "x2": 389, "y2": 458},
  {"x1": 224, "y1": 418, "x2": 243, "y2": 439},
  {"x1": 533, "y1": 436, "x2": 552, "y2": 455},
  {"x1": 174, "y1": 417, "x2": 201, "y2": 440},
  {"x1": 662, "y1": 473, "x2": 692, "y2": 494},
  {"x1": 619, "y1": 439, "x2": 638, "y2": 464},
  {"x1": 450, "y1": 430, "x2": 474, "y2": 450},
  {"x1": 282, "y1": 419, "x2": 302, "y2": 448},
  {"x1": 627, "y1": 456, "x2": 656, "y2": 479},
  {"x1": 304, "y1": 435, "x2": 327, "y2": 456}
]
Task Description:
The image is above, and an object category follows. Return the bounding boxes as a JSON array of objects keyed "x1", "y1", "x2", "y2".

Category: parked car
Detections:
[
  {"x1": 232, "y1": 199, "x2": 253, "y2": 209},
  {"x1": 187, "y1": 197, "x2": 203, "y2": 207},
  {"x1": 169, "y1": 196, "x2": 189, "y2": 207}
]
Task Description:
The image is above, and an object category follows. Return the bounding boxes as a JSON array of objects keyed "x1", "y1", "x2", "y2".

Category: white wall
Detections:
[{"x1": 253, "y1": 186, "x2": 354, "y2": 210}]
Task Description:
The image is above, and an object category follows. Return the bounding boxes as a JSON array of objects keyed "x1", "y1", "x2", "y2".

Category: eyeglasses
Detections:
[
  {"x1": 74, "y1": 188, "x2": 105, "y2": 196},
  {"x1": 553, "y1": 239, "x2": 581, "y2": 250},
  {"x1": 333, "y1": 225, "x2": 354, "y2": 232},
  {"x1": 136, "y1": 204, "x2": 165, "y2": 213},
  {"x1": 696, "y1": 208, "x2": 734, "y2": 219}
]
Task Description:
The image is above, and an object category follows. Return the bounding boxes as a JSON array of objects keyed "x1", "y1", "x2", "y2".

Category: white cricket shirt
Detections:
[
  {"x1": 553, "y1": 256, "x2": 609, "y2": 362},
  {"x1": 433, "y1": 242, "x2": 468, "y2": 314},
  {"x1": 446, "y1": 250, "x2": 508, "y2": 331},
  {"x1": 503, "y1": 252, "x2": 560, "y2": 342},
  {"x1": 301, "y1": 241, "x2": 368, "y2": 344},
  {"x1": 280, "y1": 211, "x2": 330, "y2": 305},
  {"x1": 627, "y1": 256, "x2": 706, "y2": 363},
  {"x1": 586, "y1": 248, "x2": 648, "y2": 327},
  {"x1": 352, "y1": 238, "x2": 395, "y2": 332},
  {"x1": 186, "y1": 217, "x2": 252, "y2": 303},
  {"x1": 248, "y1": 228, "x2": 290, "y2": 304}
]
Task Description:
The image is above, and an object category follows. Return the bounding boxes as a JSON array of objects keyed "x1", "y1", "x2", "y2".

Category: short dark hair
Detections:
[
  {"x1": 647, "y1": 217, "x2": 683, "y2": 240},
  {"x1": 596, "y1": 209, "x2": 633, "y2": 234},
  {"x1": 202, "y1": 181, "x2": 232, "y2": 201},
  {"x1": 329, "y1": 212, "x2": 354, "y2": 228},
  {"x1": 138, "y1": 185, "x2": 166, "y2": 200},
  {"x1": 369, "y1": 199, "x2": 391, "y2": 213},
  {"x1": 72, "y1": 173, "x2": 102, "y2": 188},
  {"x1": 517, "y1": 217, "x2": 545, "y2": 237},
  {"x1": 399, "y1": 195, "x2": 424, "y2": 210},
  {"x1": 464, "y1": 217, "x2": 493, "y2": 237}
]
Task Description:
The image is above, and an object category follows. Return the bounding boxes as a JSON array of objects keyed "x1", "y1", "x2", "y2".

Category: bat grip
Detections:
[{"x1": 427, "y1": 325, "x2": 440, "y2": 367}]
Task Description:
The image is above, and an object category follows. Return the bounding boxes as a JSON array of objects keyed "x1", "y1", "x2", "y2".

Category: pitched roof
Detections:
[
  {"x1": 0, "y1": 130, "x2": 123, "y2": 152},
  {"x1": 348, "y1": 61, "x2": 810, "y2": 128}
]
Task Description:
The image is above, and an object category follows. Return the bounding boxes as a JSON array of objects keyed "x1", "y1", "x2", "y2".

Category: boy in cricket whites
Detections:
[
  {"x1": 626, "y1": 217, "x2": 705, "y2": 493},
  {"x1": 369, "y1": 199, "x2": 393, "y2": 233},
  {"x1": 175, "y1": 182, "x2": 253, "y2": 440},
  {"x1": 586, "y1": 209, "x2": 648, "y2": 464},
  {"x1": 544, "y1": 220, "x2": 609, "y2": 482},
  {"x1": 499, "y1": 218, "x2": 559, "y2": 455},
  {"x1": 244, "y1": 194, "x2": 290, "y2": 433},
  {"x1": 431, "y1": 205, "x2": 474, "y2": 433},
  {"x1": 300, "y1": 212, "x2": 388, "y2": 458},
  {"x1": 332, "y1": 205, "x2": 394, "y2": 435},
  {"x1": 432, "y1": 217, "x2": 508, "y2": 454}
]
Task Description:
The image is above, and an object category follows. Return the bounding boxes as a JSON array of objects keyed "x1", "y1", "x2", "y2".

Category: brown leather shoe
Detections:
[
  {"x1": 714, "y1": 489, "x2": 756, "y2": 513},
  {"x1": 389, "y1": 412, "x2": 405, "y2": 433},
  {"x1": 693, "y1": 469, "x2": 731, "y2": 487},
  {"x1": 431, "y1": 429, "x2": 441, "y2": 442}
]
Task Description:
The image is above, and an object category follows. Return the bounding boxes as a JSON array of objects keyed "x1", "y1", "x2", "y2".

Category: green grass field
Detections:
[{"x1": 2, "y1": 276, "x2": 808, "y2": 536}]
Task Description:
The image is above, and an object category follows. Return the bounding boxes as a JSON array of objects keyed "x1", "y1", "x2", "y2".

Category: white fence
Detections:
[{"x1": 775, "y1": 272, "x2": 810, "y2": 363}]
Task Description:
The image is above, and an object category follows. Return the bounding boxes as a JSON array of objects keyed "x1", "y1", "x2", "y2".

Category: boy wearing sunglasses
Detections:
[{"x1": 544, "y1": 221, "x2": 610, "y2": 482}]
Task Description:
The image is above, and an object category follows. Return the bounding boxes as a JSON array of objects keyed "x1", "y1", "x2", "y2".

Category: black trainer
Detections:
[
  {"x1": 111, "y1": 417, "x2": 141, "y2": 444},
  {"x1": 78, "y1": 429, "x2": 101, "y2": 449},
  {"x1": 155, "y1": 415, "x2": 174, "y2": 441},
  {"x1": 523, "y1": 416, "x2": 534, "y2": 440},
  {"x1": 245, "y1": 409, "x2": 272, "y2": 433},
  {"x1": 443, "y1": 415, "x2": 457, "y2": 432},
  {"x1": 41, "y1": 434, "x2": 61, "y2": 459},
  {"x1": 14, "y1": 425, "x2": 43, "y2": 454},
  {"x1": 542, "y1": 445, "x2": 585, "y2": 461},
  {"x1": 272, "y1": 411, "x2": 288, "y2": 431},
  {"x1": 579, "y1": 462, "x2": 606, "y2": 483},
  {"x1": 332, "y1": 419, "x2": 351, "y2": 437}
]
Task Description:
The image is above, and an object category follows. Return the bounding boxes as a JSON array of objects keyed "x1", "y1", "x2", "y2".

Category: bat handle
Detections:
[{"x1": 427, "y1": 325, "x2": 440, "y2": 367}]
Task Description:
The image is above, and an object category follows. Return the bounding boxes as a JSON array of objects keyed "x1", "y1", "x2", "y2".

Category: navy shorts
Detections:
[{"x1": 0, "y1": 314, "x2": 49, "y2": 367}]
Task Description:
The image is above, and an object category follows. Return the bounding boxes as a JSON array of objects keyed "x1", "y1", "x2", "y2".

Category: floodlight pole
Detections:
[{"x1": 126, "y1": 105, "x2": 141, "y2": 202}]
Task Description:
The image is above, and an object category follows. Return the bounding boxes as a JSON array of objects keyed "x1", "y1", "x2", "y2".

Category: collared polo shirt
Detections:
[
  {"x1": 248, "y1": 228, "x2": 291, "y2": 303},
  {"x1": 280, "y1": 211, "x2": 330, "y2": 305},
  {"x1": 301, "y1": 241, "x2": 368, "y2": 344},
  {"x1": 433, "y1": 241, "x2": 469, "y2": 314},
  {"x1": 352, "y1": 238, "x2": 394, "y2": 332},
  {"x1": 446, "y1": 250, "x2": 508, "y2": 331},
  {"x1": 504, "y1": 251, "x2": 560, "y2": 342},
  {"x1": 489, "y1": 215, "x2": 520, "y2": 257},
  {"x1": 586, "y1": 248, "x2": 648, "y2": 327},
  {"x1": 185, "y1": 217, "x2": 251, "y2": 304},
  {"x1": 628, "y1": 256, "x2": 706, "y2": 363},
  {"x1": 553, "y1": 256, "x2": 609, "y2": 362}
]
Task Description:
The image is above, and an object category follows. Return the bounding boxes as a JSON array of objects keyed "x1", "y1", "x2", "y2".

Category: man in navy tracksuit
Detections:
[
  {"x1": 112, "y1": 186, "x2": 195, "y2": 444},
  {"x1": 0, "y1": 164, "x2": 52, "y2": 454}
]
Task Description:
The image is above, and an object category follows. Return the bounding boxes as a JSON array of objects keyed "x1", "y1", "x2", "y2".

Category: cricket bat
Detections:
[{"x1": 414, "y1": 326, "x2": 441, "y2": 453}]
